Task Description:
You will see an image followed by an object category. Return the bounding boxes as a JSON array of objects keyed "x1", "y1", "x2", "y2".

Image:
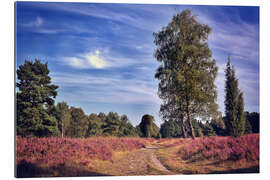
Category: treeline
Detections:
[
  {"x1": 159, "y1": 112, "x2": 259, "y2": 138},
  {"x1": 16, "y1": 57, "x2": 259, "y2": 139},
  {"x1": 52, "y1": 102, "x2": 140, "y2": 138}
]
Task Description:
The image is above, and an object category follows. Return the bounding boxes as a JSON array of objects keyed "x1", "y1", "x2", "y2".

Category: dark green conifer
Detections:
[
  {"x1": 224, "y1": 58, "x2": 246, "y2": 137},
  {"x1": 16, "y1": 60, "x2": 59, "y2": 137}
]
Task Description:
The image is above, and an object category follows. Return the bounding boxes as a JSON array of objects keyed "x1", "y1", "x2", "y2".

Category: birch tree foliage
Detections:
[{"x1": 153, "y1": 9, "x2": 219, "y2": 139}]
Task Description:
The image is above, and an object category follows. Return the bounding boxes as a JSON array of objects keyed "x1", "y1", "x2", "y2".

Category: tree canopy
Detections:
[
  {"x1": 16, "y1": 60, "x2": 59, "y2": 137},
  {"x1": 138, "y1": 114, "x2": 160, "y2": 138},
  {"x1": 153, "y1": 9, "x2": 219, "y2": 139},
  {"x1": 56, "y1": 101, "x2": 71, "y2": 138}
]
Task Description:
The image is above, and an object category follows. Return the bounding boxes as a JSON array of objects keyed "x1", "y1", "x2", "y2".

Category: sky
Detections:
[{"x1": 15, "y1": 2, "x2": 259, "y2": 127}]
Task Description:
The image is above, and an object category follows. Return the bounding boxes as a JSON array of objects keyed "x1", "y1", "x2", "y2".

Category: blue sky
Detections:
[{"x1": 15, "y1": 2, "x2": 259, "y2": 127}]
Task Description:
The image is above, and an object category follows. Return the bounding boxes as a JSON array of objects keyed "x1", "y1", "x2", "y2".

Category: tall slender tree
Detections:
[
  {"x1": 56, "y1": 101, "x2": 71, "y2": 138},
  {"x1": 153, "y1": 9, "x2": 218, "y2": 139},
  {"x1": 224, "y1": 57, "x2": 246, "y2": 137},
  {"x1": 16, "y1": 60, "x2": 59, "y2": 137}
]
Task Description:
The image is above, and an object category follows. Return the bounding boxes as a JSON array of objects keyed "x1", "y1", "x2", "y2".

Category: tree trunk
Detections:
[
  {"x1": 187, "y1": 113, "x2": 195, "y2": 139},
  {"x1": 61, "y1": 119, "x2": 64, "y2": 138},
  {"x1": 179, "y1": 117, "x2": 187, "y2": 138}
]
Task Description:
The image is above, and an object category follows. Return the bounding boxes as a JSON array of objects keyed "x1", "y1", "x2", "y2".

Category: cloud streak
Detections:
[
  {"x1": 196, "y1": 7, "x2": 259, "y2": 64},
  {"x1": 62, "y1": 48, "x2": 157, "y2": 70}
]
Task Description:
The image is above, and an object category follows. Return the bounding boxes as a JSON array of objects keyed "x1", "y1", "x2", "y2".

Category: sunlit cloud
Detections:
[
  {"x1": 86, "y1": 51, "x2": 109, "y2": 69},
  {"x1": 63, "y1": 50, "x2": 109, "y2": 69},
  {"x1": 62, "y1": 49, "x2": 154, "y2": 70}
]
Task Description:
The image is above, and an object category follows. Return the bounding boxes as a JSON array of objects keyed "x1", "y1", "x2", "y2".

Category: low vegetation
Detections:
[
  {"x1": 16, "y1": 136, "x2": 153, "y2": 177},
  {"x1": 16, "y1": 134, "x2": 259, "y2": 177},
  {"x1": 156, "y1": 134, "x2": 259, "y2": 174}
]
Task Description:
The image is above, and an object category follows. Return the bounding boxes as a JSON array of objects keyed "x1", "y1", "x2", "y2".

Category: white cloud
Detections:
[
  {"x1": 67, "y1": 57, "x2": 87, "y2": 69},
  {"x1": 63, "y1": 50, "x2": 109, "y2": 69},
  {"x1": 86, "y1": 53, "x2": 109, "y2": 69},
  {"x1": 62, "y1": 48, "x2": 154, "y2": 69}
]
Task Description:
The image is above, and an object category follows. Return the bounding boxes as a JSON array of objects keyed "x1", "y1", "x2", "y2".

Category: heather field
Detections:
[
  {"x1": 16, "y1": 134, "x2": 259, "y2": 177},
  {"x1": 16, "y1": 136, "x2": 154, "y2": 177},
  {"x1": 156, "y1": 134, "x2": 259, "y2": 174}
]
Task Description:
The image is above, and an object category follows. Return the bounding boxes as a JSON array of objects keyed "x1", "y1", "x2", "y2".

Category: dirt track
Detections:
[{"x1": 103, "y1": 144, "x2": 172, "y2": 176}]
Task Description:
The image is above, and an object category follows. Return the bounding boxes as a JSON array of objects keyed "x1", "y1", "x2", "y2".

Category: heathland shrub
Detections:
[
  {"x1": 16, "y1": 136, "x2": 149, "y2": 168},
  {"x1": 178, "y1": 134, "x2": 259, "y2": 161}
]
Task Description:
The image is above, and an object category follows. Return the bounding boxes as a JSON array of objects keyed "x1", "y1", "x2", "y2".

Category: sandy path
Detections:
[{"x1": 104, "y1": 145, "x2": 171, "y2": 176}]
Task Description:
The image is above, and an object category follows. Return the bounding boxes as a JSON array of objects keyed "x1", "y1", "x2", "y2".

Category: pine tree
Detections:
[
  {"x1": 16, "y1": 60, "x2": 59, "y2": 137},
  {"x1": 224, "y1": 58, "x2": 246, "y2": 137},
  {"x1": 153, "y1": 9, "x2": 218, "y2": 139}
]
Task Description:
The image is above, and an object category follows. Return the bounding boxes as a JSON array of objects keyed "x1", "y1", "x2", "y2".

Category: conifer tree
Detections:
[
  {"x1": 224, "y1": 58, "x2": 246, "y2": 137},
  {"x1": 16, "y1": 60, "x2": 59, "y2": 137}
]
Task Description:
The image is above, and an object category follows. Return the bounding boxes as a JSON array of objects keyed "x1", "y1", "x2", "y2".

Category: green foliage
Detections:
[
  {"x1": 139, "y1": 114, "x2": 153, "y2": 138},
  {"x1": 119, "y1": 115, "x2": 138, "y2": 137},
  {"x1": 86, "y1": 112, "x2": 139, "y2": 137},
  {"x1": 138, "y1": 114, "x2": 159, "y2": 138},
  {"x1": 153, "y1": 9, "x2": 218, "y2": 139},
  {"x1": 191, "y1": 119, "x2": 205, "y2": 137},
  {"x1": 160, "y1": 120, "x2": 183, "y2": 138},
  {"x1": 210, "y1": 118, "x2": 226, "y2": 136},
  {"x1": 224, "y1": 58, "x2": 246, "y2": 137},
  {"x1": 201, "y1": 121, "x2": 216, "y2": 137},
  {"x1": 56, "y1": 102, "x2": 71, "y2": 138},
  {"x1": 87, "y1": 113, "x2": 103, "y2": 137},
  {"x1": 135, "y1": 125, "x2": 144, "y2": 137},
  {"x1": 102, "y1": 112, "x2": 121, "y2": 136},
  {"x1": 16, "y1": 59, "x2": 59, "y2": 137},
  {"x1": 245, "y1": 112, "x2": 259, "y2": 133},
  {"x1": 151, "y1": 123, "x2": 161, "y2": 138},
  {"x1": 245, "y1": 116, "x2": 253, "y2": 134},
  {"x1": 67, "y1": 107, "x2": 88, "y2": 138}
]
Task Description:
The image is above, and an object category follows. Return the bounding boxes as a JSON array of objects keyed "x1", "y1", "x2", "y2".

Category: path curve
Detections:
[{"x1": 103, "y1": 145, "x2": 171, "y2": 176}]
